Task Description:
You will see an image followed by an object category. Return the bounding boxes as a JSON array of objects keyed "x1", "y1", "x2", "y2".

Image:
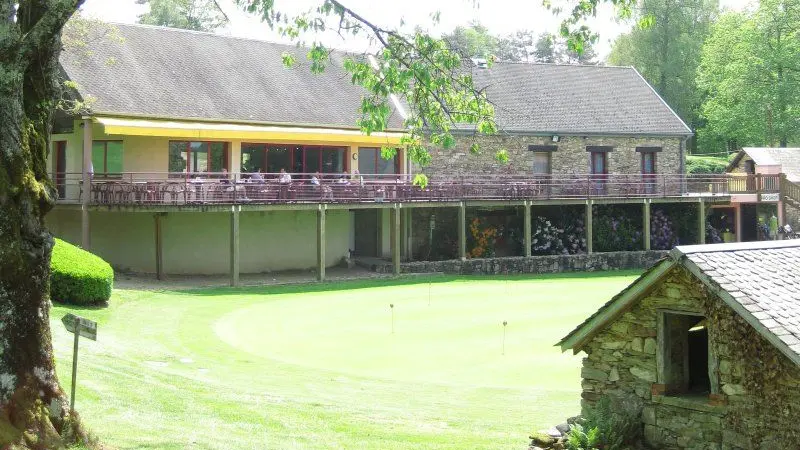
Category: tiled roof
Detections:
[
  {"x1": 559, "y1": 240, "x2": 800, "y2": 367},
  {"x1": 60, "y1": 23, "x2": 692, "y2": 136},
  {"x1": 678, "y1": 241, "x2": 800, "y2": 363},
  {"x1": 729, "y1": 148, "x2": 800, "y2": 182},
  {"x1": 60, "y1": 23, "x2": 405, "y2": 129},
  {"x1": 471, "y1": 63, "x2": 692, "y2": 136}
]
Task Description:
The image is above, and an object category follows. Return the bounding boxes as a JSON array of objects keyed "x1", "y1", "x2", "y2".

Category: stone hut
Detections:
[{"x1": 558, "y1": 240, "x2": 800, "y2": 449}]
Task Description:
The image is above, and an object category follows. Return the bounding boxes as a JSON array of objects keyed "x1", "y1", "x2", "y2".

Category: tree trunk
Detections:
[{"x1": 0, "y1": 1, "x2": 87, "y2": 447}]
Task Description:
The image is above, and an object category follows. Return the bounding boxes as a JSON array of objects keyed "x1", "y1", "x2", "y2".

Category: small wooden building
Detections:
[{"x1": 559, "y1": 240, "x2": 800, "y2": 449}]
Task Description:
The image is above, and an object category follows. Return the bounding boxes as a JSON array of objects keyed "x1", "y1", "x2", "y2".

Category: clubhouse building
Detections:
[{"x1": 47, "y1": 23, "x2": 798, "y2": 283}]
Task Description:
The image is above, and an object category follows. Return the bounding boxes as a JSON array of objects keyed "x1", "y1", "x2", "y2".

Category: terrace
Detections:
[{"x1": 55, "y1": 172, "x2": 780, "y2": 207}]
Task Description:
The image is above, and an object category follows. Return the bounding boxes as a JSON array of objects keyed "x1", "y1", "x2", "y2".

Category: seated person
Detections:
[
  {"x1": 336, "y1": 171, "x2": 349, "y2": 184},
  {"x1": 310, "y1": 172, "x2": 321, "y2": 186},
  {"x1": 278, "y1": 168, "x2": 292, "y2": 184},
  {"x1": 250, "y1": 169, "x2": 265, "y2": 183},
  {"x1": 220, "y1": 168, "x2": 231, "y2": 185}
]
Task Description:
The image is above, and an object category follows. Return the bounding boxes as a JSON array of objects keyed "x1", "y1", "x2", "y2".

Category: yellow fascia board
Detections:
[{"x1": 94, "y1": 117, "x2": 405, "y2": 145}]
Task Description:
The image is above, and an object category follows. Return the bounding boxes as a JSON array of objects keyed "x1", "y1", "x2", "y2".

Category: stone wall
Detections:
[
  {"x1": 580, "y1": 266, "x2": 800, "y2": 449},
  {"x1": 422, "y1": 134, "x2": 683, "y2": 177},
  {"x1": 367, "y1": 250, "x2": 667, "y2": 275}
]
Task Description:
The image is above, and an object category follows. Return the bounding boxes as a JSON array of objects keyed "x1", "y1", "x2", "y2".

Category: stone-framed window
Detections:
[{"x1": 657, "y1": 310, "x2": 717, "y2": 398}]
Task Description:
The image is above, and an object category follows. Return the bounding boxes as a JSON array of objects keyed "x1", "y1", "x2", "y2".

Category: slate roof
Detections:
[
  {"x1": 471, "y1": 63, "x2": 692, "y2": 136},
  {"x1": 60, "y1": 23, "x2": 405, "y2": 129},
  {"x1": 728, "y1": 147, "x2": 800, "y2": 182},
  {"x1": 60, "y1": 23, "x2": 692, "y2": 137},
  {"x1": 559, "y1": 240, "x2": 800, "y2": 367}
]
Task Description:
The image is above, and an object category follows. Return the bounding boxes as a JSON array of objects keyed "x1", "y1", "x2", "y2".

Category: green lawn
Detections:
[{"x1": 51, "y1": 272, "x2": 640, "y2": 450}]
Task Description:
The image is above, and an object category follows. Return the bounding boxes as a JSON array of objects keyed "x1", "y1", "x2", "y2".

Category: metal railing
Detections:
[{"x1": 51, "y1": 172, "x2": 782, "y2": 206}]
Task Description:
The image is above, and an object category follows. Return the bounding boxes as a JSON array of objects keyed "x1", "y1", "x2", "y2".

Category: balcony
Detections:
[{"x1": 53, "y1": 172, "x2": 780, "y2": 207}]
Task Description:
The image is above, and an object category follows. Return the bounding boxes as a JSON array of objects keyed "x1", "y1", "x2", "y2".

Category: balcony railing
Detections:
[{"x1": 53, "y1": 172, "x2": 781, "y2": 206}]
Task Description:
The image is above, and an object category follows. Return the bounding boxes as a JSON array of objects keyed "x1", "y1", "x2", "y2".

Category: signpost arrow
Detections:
[{"x1": 61, "y1": 314, "x2": 98, "y2": 412}]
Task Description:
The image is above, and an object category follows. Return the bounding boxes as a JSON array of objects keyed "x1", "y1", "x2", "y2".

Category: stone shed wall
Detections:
[
  {"x1": 580, "y1": 266, "x2": 800, "y2": 449},
  {"x1": 422, "y1": 135, "x2": 683, "y2": 177}
]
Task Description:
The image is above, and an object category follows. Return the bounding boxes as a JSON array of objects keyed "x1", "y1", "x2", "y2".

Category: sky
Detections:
[{"x1": 80, "y1": 0, "x2": 755, "y2": 59}]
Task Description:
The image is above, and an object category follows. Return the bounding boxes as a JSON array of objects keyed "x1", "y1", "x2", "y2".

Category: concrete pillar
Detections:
[
  {"x1": 229, "y1": 141, "x2": 242, "y2": 177},
  {"x1": 523, "y1": 202, "x2": 532, "y2": 257},
  {"x1": 643, "y1": 200, "x2": 651, "y2": 251},
  {"x1": 586, "y1": 200, "x2": 593, "y2": 254},
  {"x1": 81, "y1": 117, "x2": 92, "y2": 249},
  {"x1": 391, "y1": 204, "x2": 401, "y2": 275},
  {"x1": 317, "y1": 205, "x2": 326, "y2": 281},
  {"x1": 230, "y1": 206, "x2": 240, "y2": 287},
  {"x1": 458, "y1": 202, "x2": 466, "y2": 260},
  {"x1": 155, "y1": 213, "x2": 164, "y2": 280},
  {"x1": 698, "y1": 201, "x2": 706, "y2": 245}
]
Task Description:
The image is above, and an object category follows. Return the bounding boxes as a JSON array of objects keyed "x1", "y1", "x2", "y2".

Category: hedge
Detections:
[
  {"x1": 686, "y1": 155, "x2": 729, "y2": 174},
  {"x1": 50, "y1": 238, "x2": 113, "y2": 305}
]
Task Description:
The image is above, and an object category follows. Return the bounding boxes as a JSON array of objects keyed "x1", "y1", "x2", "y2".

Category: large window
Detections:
[
  {"x1": 240, "y1": 144, "x2": 345, "y2": 175},
  {"x1": 169, "y1": 141, "x2": 228, "y2": 175},
  {"x1": 358, "y1": 147, "x2": 399, "y2": 176},
  {"x1": 91, "y1": 140, "x2": 123, "y2": 178},
  {"x1": 660, "y1": 312, "x2": 711, "y2": 396}
]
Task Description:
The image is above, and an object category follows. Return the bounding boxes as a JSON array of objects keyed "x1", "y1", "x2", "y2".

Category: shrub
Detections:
[
  {"x1": 686, "y1": 155, "x2": 729, "y2": 174},
  {"x1": 50, "y1": 238, "x2": 113, "y2": 305},
  {"x1": 565, "y1": 396, "x2": 642, "y2": 450}
]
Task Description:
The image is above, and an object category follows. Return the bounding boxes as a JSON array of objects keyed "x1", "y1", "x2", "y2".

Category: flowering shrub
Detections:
[
  {"x1": 593, "y1": 207, "x2": 642, "y2": 252},
  {"x1": 468, "y1": 217, "x2": 500, "y2": 258},
  {"x1": 530, "y1": 216, "x2": 587, "y2": 255},
  {"x1": 650, "y1": 209, "x2": 678, "y2": 250}
]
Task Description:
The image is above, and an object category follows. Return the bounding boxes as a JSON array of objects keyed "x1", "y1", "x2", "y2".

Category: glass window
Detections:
[
  {"x1": 305, "y1": 147, "x2": 322, "y2": 174},
  {"x1": 189, "y1": 142, "x2": 208, "y2": 173},
  {"x1": 241, "y1": 143, "x2": 265, "y2": 173},
  {"x1": 210, "y1": 142, "x2": 227, "y2": 172},
  {"x1": 267, "y1": 145, "x2": 292, "y2": 174},
  {"x1": 359, "y1": 147, "x2": 398, "y2": 176},
  {"x1": 532, "y1": 152, "x2": 551, "y2": 175},
  {"x1": 322, "y1": 147, "x2": 344, "y2": 173},
  {"x1": 91, "y1": 141, "x2": 124, "y2": 177},
  {"x1": 359, "y1": 147, "x2": 377, "y2": 174},
  {"x1": 169, "y1": 142, "x2": 187, "y2": 174},
  {"x1": 169, "y1": 141, "x2": 227, "y2": 175}
]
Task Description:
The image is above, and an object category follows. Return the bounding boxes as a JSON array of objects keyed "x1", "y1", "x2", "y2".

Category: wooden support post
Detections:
[
  {"x1": 230, "y1": 206, "x2": 240, "y2": 287},
  {"x1": 643, "y1": 200, "x2": 651, "y2": 251},
  {"x1": 155, "y1": 213, "x2": 164, "y2": 280},
  {"x1": 779, "y1": 174, "x2": 787, "y2": 239},
  {"x1": 458, "y1": 202, "x2": 466, "y2": 260},
  {"x1": 404, "y1": 208, "x2": 413, "y2": 261},
  {"x1": 586, "y1": 200, "x2": 593, "y2": 254},
  {"x1": 392, "y1": 204, "x2": 401, "y2": 275},
  {"x1": 698, "y1": 200, "x2": 706, "y2": 245},
  {"x1": 81, "y1": 117, "x2": 92, "y2": 250},
  {"x1": 317, "y1": 205, "x2": 326, "y2": 281},
  {"x1": 734, "y1": 205, "x2": 743, "y2": 242},
  {"x1": 523, "y1": 201, "x2": 532, "y2": 257}
]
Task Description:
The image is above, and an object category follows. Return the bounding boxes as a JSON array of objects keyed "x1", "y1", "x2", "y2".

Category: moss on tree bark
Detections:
[{"x1": 0, "y1": 1, "x2": 91, "y2": 448}]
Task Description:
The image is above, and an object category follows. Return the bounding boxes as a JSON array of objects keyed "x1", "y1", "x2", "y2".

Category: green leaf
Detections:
[{"x1": 281, "y1": 51, "x2": 296, "y2": 68}]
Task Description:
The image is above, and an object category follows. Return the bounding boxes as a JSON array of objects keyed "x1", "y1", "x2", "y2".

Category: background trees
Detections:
[
  {"x1": 607, "y1": 0, "x2": 718, "y2": 150},
  {"x1": 441, "y1": 23, "x2": 597, "y2": 64},
  {"x1": 697, "y1": 0, "x2": 800, "y2": 153},
  {"x1": 136, "y1": 0, "x2": 226, "y2": 31}
]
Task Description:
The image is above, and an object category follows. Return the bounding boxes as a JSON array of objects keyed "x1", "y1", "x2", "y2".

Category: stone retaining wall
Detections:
[{"x1": 368, "y1": 251, "x2": 668, "y2": 275}]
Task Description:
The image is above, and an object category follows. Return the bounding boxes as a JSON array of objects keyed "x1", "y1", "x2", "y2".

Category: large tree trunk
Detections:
[{"x1": 0, "y1": 1, "x2": 86, "y2": 447}]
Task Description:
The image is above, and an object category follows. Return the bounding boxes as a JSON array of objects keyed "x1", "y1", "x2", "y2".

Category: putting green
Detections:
[
  {"x1": 217, "y1": 281, "x2": 589, "y2": 388},
  {"x1": 51, "y1": 273, "x2": 638, "y2": 450}
]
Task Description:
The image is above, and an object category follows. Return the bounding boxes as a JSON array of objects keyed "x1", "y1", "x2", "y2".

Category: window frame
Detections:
[
  {"x1": 641, "y1": 151, "x2": 657, "y2": 175},
  {"x1": 358, "y1": 147, "x2": 400, "y2": 176},
  {"x1": 590, "y1": 151, "x2": 608, "y2": 175},
  {"x1": 531, "y1": 151, "x2": 552, "y2": 175},
  {"x1": 92, "y1": 140, "x2": 124, "y2": 179},
  {"x1": 240, "y1": 143, "x2": 348, "y2": 176},
  {"x1": 169, "y1": 141, "x2": 229, "y2": 176},
  {"x1": 656, "y1": 309, "x2": 718, "y2": 398}
]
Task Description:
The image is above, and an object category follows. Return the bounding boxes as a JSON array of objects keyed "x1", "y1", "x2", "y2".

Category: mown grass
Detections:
[{"x1": 51, "y1": 271, "x2": 640, "y2": 450}]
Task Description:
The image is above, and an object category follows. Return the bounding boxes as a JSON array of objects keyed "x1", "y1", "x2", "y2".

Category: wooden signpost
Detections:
[{"x1": 61, "y1": 313, "x2": 97, "y2": 412}]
